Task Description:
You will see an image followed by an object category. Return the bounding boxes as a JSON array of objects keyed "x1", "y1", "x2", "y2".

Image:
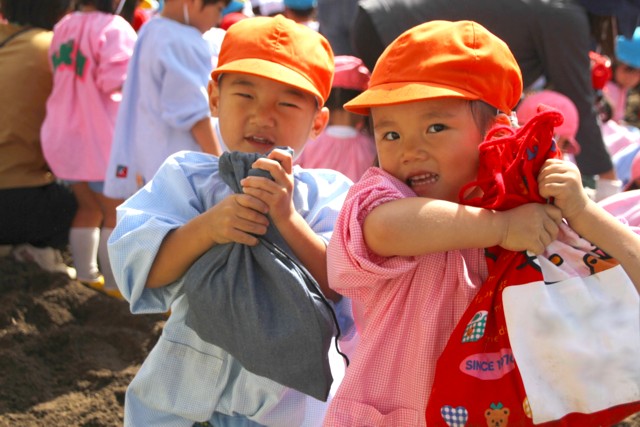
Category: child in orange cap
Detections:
[
  {"x1": 323, "y1": 20, "x2": 640, "y2": 426},
  {"x1": 296, "y1": 55, "x2": 376, "y2": 182},
  {"x1": 109, "y1": 15, "x2": 355, "y2": 426}
]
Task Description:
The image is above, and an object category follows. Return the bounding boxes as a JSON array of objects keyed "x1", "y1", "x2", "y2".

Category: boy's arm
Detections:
[
  {"x1": 241, "y1": 150, "x2": 341, "y2": 302},
  {"x1": 191, "y1": 117, "x2": 223, "y2": 156},
  {"x1": 539, "y1": 159, "x2": 640, "y2": 292},
  {"x1": 273, "y1": 209, "x2": 339, "y2": 302},
  {"x1": 363, "y1": 197, "x2": 562, "y2": 257},
  {"x1": 146, "y1": 193, "x2": 270, "y2": 288}
]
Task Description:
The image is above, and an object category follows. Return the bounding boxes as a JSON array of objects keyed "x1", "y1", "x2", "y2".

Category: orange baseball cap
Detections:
[
  {"x1": 344, "y1": 20, "x2": 523, "y2": 115},
  {"x1": 211, "y1": 15, "x2": 334, "y2": 106}
]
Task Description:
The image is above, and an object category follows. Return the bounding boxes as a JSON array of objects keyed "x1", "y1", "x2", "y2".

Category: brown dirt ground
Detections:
[
  {"x1": 0, "y1": 253, "x2": 639, "y2": 427},
  {"x1": 0, "y1": 254, "x2": 165, "y2": 426}
]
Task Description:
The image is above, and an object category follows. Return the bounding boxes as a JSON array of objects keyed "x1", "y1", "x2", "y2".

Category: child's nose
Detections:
[
  {"x1": 402, "y1": 138, "x2": 428, "y2": 162},
  {"x1": 250, "y1": 103, "x2": 276, "y2": 128}
]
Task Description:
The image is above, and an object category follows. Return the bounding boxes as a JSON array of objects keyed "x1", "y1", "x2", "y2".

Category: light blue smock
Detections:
[{"x1": 108, "y1": 150, "x2": 356, "y2": 426}]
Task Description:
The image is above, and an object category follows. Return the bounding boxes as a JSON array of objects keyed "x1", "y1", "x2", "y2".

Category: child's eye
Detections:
[
  {"x1": 382, "y1": 131, "x2": 400, "y2": 141},
  {"x1": 279, "y1": 101, "x2": 301, "y2": 109},
  {"x1": 235, "y1": 92, "x2": 253, "y2": 99},
  {"x1": 427, "y1": 123, "x2": 446, "y2": 133}
]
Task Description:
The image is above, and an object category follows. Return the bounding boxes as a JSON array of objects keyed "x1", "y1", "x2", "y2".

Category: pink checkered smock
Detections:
[{"x1": 323, "y1": 167, "x2": 488, "y2": 426}]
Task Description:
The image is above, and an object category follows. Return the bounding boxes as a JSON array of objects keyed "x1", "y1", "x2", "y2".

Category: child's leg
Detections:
[
  {"x1": 96, "y1": 194, "x2": 123, "y2": 292},
  {"x1": 69, "y1": 182, "x2": 103, "y2": 283}
]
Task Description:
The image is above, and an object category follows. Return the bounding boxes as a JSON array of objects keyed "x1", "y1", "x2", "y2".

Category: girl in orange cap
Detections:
[{"x1": 323, "y1": 19, "x2": 640, "y2": 426}]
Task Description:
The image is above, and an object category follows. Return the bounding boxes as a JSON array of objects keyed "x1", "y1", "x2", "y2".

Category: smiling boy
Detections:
[{"x1": 109, "y1": 15, "x2": 354, "y2": 426}]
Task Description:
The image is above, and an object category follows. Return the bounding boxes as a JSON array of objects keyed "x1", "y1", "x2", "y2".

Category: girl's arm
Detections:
[
  {"x1": 569, "y1": 202, "x2": 640, "y2": 291},
  {"x1": 363, "y1": 197, "x2": 563, "y2": 257},
  {"x1": 539, "y1": 159, "x2": 640, "y2": 292},
  {"x1": 273, "y1": 209, "x2": 340, "y2": 302}
]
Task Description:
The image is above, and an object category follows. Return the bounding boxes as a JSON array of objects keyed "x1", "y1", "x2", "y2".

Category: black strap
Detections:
[{"x1": 0, "y1": 26, "x2": 33, "y2": 48}]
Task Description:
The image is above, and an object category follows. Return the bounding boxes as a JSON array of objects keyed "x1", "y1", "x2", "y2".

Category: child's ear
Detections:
[
  {"x1": 309, "y1": 106, "x2": 330, "y2": 139},
  {"x1": 208, "y1": 79, "x2": 220, "y2": 117}
]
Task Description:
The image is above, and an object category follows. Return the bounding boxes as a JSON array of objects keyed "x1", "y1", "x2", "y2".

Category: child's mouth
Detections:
[
  {"x1": 407, "y1": 173, "x2": 439, "y2": 188},
  {"x1": 246, "y1": 136, "x2": 275, "y2": 147}
]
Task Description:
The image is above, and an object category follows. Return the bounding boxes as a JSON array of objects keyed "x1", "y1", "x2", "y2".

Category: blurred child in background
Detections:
[
  {"x1": 517, "y1": 90, "x2": 581, "y2": 164},
  {"x1": 104, "y1": 0, "x2": 227, "y2": 202},
  {"x1": 626, "y1": 151, "x2": 640, "y2": 191},
  {"x1": 0, "y1": 0, "x2": 76, "y2": 276},
  {"x1": 603, "y1": 27, "x2": 640, "y2": 125},
  {"x1": 283, "y1": 0, "x2": 318, "y2": 30},
  {"x1": 612, "y1": 136, "x2": 640, "y2": 189},
  {"x1": 518, "y1": 89, "x2": 627, "y2": 201},
  {"x1": 589, "y1": 48, "x2": 640, "y2": 200},
  {"x1": 257, "y1": 0, "x2": 284, "y2": 16},
  {"x1": 295, "y1": 55, "x2": 376, "y2": 182},
  {"x1": 40, "y1": 0, "x2": 137, "y2": 296},
  {"x1": 599, "y1": 151, "x2": 640, "y2": 228},
  {"x1": 597, "y1": 29, "x2": 640, "y2": 198}
]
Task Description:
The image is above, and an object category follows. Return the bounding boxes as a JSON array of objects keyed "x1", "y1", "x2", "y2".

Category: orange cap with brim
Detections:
[
  {"x1": 344, "y1": 20, "x2": 523, "y2": 115},
  {"x1": 211, "y1": 15, "x2": 334, "y2": 106}
]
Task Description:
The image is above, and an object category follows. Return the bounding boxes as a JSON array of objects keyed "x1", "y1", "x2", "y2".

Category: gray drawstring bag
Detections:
[{"x1": 183, "y1": 150, "x2": 341, "y2": 401}]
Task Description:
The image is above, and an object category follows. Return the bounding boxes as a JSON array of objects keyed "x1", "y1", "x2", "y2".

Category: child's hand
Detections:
[
  {"x1": 241, "y1": 148, "x2": 296, "y2": 226},
  {"x1": 204, "y1": 193, "x2": 270, "y2": 246},
  {"x1": 498, "y1": 203, "x2": 562, "y2": 254},
  {"x1": 538, "y1": 158, "x2": 590, "y2": 222}
]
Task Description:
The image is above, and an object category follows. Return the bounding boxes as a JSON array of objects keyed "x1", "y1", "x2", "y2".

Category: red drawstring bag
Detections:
[{"x1": 425, "y1": 107, "x2": 640, "y2": 426}]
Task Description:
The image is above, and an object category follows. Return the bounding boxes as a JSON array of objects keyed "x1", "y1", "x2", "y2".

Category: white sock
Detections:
[
  {"x1": 70, "y1": 227, "x2": 100, "y2": 281},
  {"x1": 98, "y1": 227, "x2": 117, "y2": 290}
]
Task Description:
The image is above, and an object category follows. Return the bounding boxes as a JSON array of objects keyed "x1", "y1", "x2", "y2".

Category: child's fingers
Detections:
[
  {"x1": 235, "y1": 218, "x2": 268, "y2": 240},
  {"x1": 528, "y1": 237, "x2": 546, "y2": 256},
  {"x1": 538, "y1": 172, "x2": 571, "y2": 199},
  {"x1": 221, "y1": 228, "x2": 260, "y2": 246},
  {"x1": 529, "y1": 208, "x2": 558, "y2": 254},
  {"x1": 231, "y1": 195, "x2": 270, "y2": 233},
  {"x1": 241, "y1": 179, "x2": 281, "y2": 203},
  {"x1": 543, "y1": 203, "x2": 563, "y2": 225},
  {"x1": 543, "y1": 216, "x2": 560, "y2": 244},
  {"x1": 209, "y1": 195, "x2": 270, "y2": 245},
  {"x1": 235, "y1": 193, "x2": 269, "y2": 216},
  {"x1": 538, "y1": 159, "x2": 570, "y2": 188},
  {"x1": 217, "y1": 212, "x2": 268, "y2": 246},
  {"x1": 241, "y1": 173, "x2": 293, "y2": 208},
  {"x1": 267, "y1": 148, "x2": 293, "y2": 173},
  {"x1": 249, "y1": 150, "x2": 293, "y2": 183}
]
